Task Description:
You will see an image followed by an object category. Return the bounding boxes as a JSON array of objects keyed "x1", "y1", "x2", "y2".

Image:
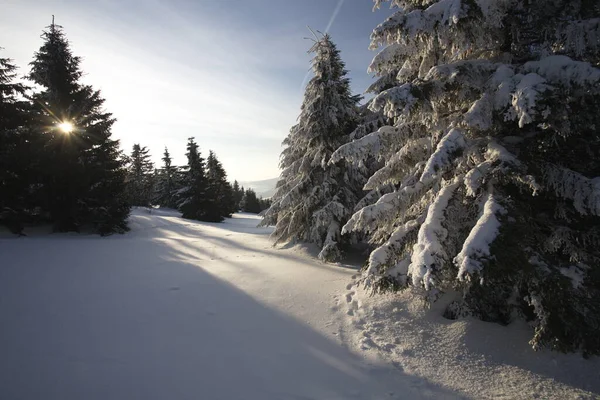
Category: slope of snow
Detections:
[
  {"x1": 1, "y1": 208, "x2": 597, "y2": 399},
  {"x1": 339, "y1": 286, "x2": 600, "y2": 400},
  {"x1": 0, "y1": 208, "x2": 456, "y2": 400}
]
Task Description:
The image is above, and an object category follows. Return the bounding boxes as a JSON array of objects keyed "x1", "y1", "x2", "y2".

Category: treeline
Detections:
[
  {"x1": 0, "y1": 21, "x2": 263, "y2": 235},
  {"x1": 124, "y1": 142, "x2": 271, "y2": 217},
  {"x1": 263, "y1": 1, "x2": 600, "y2": 356}
]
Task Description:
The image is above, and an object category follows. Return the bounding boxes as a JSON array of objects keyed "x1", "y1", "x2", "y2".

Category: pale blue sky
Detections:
[{"x1": 1, "y1": 0, "x2": 393, "y2": 181}]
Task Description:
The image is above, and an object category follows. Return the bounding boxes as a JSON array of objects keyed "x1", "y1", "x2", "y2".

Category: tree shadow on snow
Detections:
[{"x1": 0, "y1": 233, "x2": 463, "y2": 400}]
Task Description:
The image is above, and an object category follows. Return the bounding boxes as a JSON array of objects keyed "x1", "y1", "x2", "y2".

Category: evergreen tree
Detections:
[
  {"x1": 178, "y1": 137, "x2": 208, "y2": 220},
  {"x1": 154, "y1": 147, "x2": 180, "y2": 208},
  {"x1": 259, "y1": 197, "x2": 272, "y2": 213},
  {"x1": 28, "y1": 20, "x2": 129, "y2": 234},
  {"x1": 232, "y1": 180, "x2": 244, "y2": 212},
  {"x1": 261, "y1": 34, "x2": 362, "y2": 261},
  {"x1": 334, "y1": 0, "x2": 600, "y2": 354},
  {"x1": 126, "y1": 144, "x2": 154, "y2": 206},
  {"x1": 0, "y1": 50, "x2": 32, "y2": 234},
  {"x1": 205, "y1": 150, "x2": 235, "y2": 221},
  {"x1": 241, "y1": 188, "x2": 262, "y2": 214}
]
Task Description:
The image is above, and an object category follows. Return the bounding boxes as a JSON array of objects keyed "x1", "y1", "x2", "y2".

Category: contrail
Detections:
[
  {"x1": 325, "y1": 0, "x2": 345, "y2": 34},
  {"x1": 300, "y1": 0, "x2": 346, "y2": 91}
]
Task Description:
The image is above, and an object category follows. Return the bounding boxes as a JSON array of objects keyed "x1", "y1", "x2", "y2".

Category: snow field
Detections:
[
  {"x1": 1, "y1": 208, "x2": 597, "y2": 399},
  {"x1": 0, "y1": 209, "x2": 456, "y2": 400}
]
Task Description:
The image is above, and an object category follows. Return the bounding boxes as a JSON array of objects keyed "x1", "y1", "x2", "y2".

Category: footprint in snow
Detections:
[{"x1": 345, "y1": 292, "x2": 355, "y2": 303}]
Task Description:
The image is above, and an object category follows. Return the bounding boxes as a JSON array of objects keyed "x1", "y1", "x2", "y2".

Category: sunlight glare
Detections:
[{"x1": 58, "y1": 121, "x2": 74, "y2": 134}]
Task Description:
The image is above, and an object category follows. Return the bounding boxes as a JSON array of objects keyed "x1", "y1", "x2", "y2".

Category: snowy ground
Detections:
[{"x1": 0, "y1": 209, "x2": 598, "y2": 399}]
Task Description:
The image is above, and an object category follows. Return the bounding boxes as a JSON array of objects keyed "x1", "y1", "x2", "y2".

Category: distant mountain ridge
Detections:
[{"x1": 239, "y1": 177, "x2": 278, "y2": 199}]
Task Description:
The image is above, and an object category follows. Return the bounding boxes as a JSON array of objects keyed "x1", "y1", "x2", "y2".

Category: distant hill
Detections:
[{"x1": 239, "y1": 177, "x2": 279, "y2": 199}]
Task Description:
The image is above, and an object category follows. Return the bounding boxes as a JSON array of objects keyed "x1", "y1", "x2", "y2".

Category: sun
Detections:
[{"x1": 58, "y1": 121, "x2": 74, "y2": 134}]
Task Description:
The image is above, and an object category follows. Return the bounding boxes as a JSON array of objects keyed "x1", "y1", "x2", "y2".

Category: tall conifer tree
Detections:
[
  {"x1": 154, "y1": 147, "x2": 179, "y2": 208},
  {"x1": 28, "y1": 20, "x2": 128, "y2": 233},
  {"x1": 126, "y1": 144, "x2": 154, "y2": 207},
  {"x1": 178, "y1": 137, "x2": 208, "y2": 220},
  {"x1": 261, "y1": 34, "x2": 362, "y2": 261},
  {"x1": 205, "y1": 150, "x2": 235, "y2": 221}
]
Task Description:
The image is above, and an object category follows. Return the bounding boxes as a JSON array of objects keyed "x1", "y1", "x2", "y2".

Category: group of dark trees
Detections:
[
  {"x1": 264, "y1": 1, "x2": 600, "y2": 355},
  {"x1": 0, "y1": 20, "x2": 262, "y2": 234},
  {"x1": 123, "y1": 140, "x2": 270, "y2": 220},
  {"x1": 123, "y1": 140, "x2": 235, "y2": 221}
]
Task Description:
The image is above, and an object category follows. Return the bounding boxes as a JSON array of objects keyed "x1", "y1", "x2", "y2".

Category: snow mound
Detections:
[{"x1": 339, "y1": 283, "x2": 600, "y2": 400}]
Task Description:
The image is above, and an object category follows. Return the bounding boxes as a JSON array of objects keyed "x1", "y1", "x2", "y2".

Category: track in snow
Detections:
[{"x1": 0, "y1": 209, "x2": 459, "y2": 400}]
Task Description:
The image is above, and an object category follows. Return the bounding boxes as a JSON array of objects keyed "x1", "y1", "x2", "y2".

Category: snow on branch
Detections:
[
  {"x1": 354, "y1": 184, "x2": 395, "y2": 212},
  {"x1": 559, "y1": 264, "x2": 587, "y2": 290},
  {"x1": 486, "y1": 141, "x2": 519, "y2": 165},
  {"x1": 366, "y1": 71, "x2": 400, "y2": 94},
  {"x1": 312, "y1": 201, "x2": 347, "y2": 226},
  {"x1": 511, "y1": 73, "x2": 550, "y2": 128},
  {"x1": 364, "y1": 137, "x2": 431, "y2": 190},
  {"x1": 420, "y1": 128, "x2": 465, "y2": 183},
  {"x1": 371, "y1": 0, "x2": 464, "y2": 50},
  {"x1": 330, "y1": 125, "x2": 406, "y2": 164},
  {"x1": 455, "y1": 193, "x2": 506, "y2": 280},
  {"x1": 523, "y1": 55, "x2": 600, "y2": 88},
  {"x1": 555, "y1": 18, "x2": 600, "y2": 59},
  {"x1": 373, "y1": 0, "x2": 425, "y2": 12},
  {"x1": 408, "y1": 177, "x2": 462, "y2": 290},
  {"x1": 369, "y1": 43, "x2": 412, "y2": 74},
  {"x1": 425, "y1": 60, "x2": 499, "y2": 89},
  {"x1": 543, "y1": 164, "x2": 600, "y2": 216},
  {"x1": 342, "y1": 191, "x2": 400, "y2": 234},
  {"x1": 369, "y1": 83, "x2": 418, "y2": 120},
  {"x1": 365, "y1": 218, "x2": 421, "y2": 280},
  {"x1": 318, "y1": 220, "x2": 342, "y2": 261},
  {"x1": 464, "y1": 142, "x2": 520, "y2": 196},
  {"x1": 343, "y1": 176, "x2": 427, "y2": 235}
]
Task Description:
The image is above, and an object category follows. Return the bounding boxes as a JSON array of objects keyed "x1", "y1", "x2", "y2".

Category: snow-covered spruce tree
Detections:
[
  {"x1": 205, "y1": 150, "x2": 235, "y2": 221},
  {"x1": 178, "y1": 137, "x2": 209, "y2": 221},
  {"x1": 261, "y1": 34, "x2": 362, "y2": 261},
  {"x1": 154, "y1": 147, "x2": 180, "y2": 209},
  {"x1": 126, "y1": 144, "x2": 154, "y2": 207},
  {"x1": 332, "y1": 0, "x2": 600, "y2": 354},
  {"x1": 28, "y1": 21, "x2": 129, "y2": 234}
]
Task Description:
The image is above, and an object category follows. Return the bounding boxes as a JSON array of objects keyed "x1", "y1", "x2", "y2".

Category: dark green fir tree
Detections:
[
  {"x1": 0, "y1": 50, "x2": 33, "y2": 234},
  {"x1": 126, "y1": 144, "x2": 154, "y2": 207},
  {"x1": 178, "y1": 137, "x2": 208, "y2": 220},
  {"x1": 28, "y1": 19, "x2": 129, "y2": 234},
  {"x1": 205, "y1": 150, "x2": 235, "y2": 221},
  {"x1": 154, "y1": 147, "x2": 180, "y2": 209}
]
